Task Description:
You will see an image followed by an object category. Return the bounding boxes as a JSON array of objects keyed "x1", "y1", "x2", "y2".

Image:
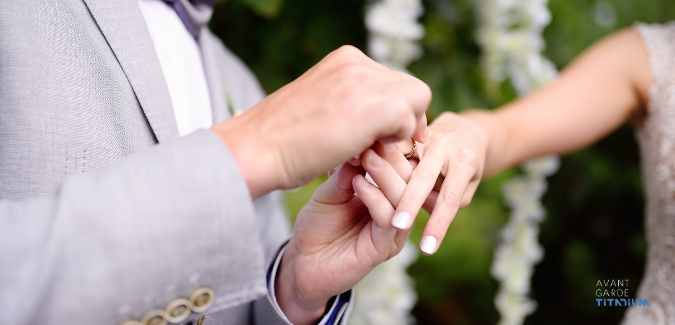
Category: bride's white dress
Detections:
[{"x1": 622, "y1": 22, "x2": 675, "y2": 324}]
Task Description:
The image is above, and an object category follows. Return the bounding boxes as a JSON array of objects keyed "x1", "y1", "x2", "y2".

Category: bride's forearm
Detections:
[{"x1": 462, "y1": 27, "x2": 653, "y2": 178}]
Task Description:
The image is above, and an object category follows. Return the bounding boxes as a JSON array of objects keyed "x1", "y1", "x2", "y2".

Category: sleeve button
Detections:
[
  {"x1": 189, "y1": 287, "x2": 215, "y2": 313},
  {"x1": 165, "y1": 298, "x2": 192, "y2": 323},
  {"x1": 141, "y1": 309, "x2": 169, "y2": 325}
]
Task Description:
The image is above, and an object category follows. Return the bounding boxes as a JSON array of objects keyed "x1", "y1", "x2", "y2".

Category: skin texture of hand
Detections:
[
  {"x1": 385, "y1": 28, "x2": 654, "y2": 256},
  {"x1": 276, "y1": 147, "x2": 411, "y2": 325},
  {"x1": 210, "y1": 45, "x2": 431, "y2": 199},
  {"x1": 381, "y1": 113, "x2": 489, "y2": 255}
]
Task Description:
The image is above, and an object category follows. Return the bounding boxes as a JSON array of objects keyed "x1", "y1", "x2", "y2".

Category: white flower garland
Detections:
[
  {"x1": 475, "y1": 0, "x2": 560, "y2": 324},
  {"x1": 475, "y1": 0, "x2": 558, "y2": 96},
  {"x1": 492, "y1": 157, "x2": 559, "y2": 325},
  {"x1": 349, "y1": 243, "x2": 419, "y2": 325},
  {"x1": 365, "y1": 0, "x2": 424, "y2": 72},
  {"x1": 349, "y1": 1, "x2": 425, "y2": 324}
]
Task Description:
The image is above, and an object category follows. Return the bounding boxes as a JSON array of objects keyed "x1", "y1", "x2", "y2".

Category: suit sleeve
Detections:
[{"x1": 0, "y1": 130, "x2": 268, "y2": 325}]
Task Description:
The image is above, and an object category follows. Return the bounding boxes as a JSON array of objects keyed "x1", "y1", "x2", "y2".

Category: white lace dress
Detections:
[{"x1": 622, "y1": 22, "x2": 675, "y2": 324}]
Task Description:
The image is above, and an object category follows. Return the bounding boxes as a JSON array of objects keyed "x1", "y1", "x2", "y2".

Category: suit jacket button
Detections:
[
  {"x1": 165, "y1": 298, "x2": 192, "y2": 323},
  {"x1": 189, "y1": 287, "x2": 215, "y2": 313},
  {"x1": 140, "y1": 309, "x2": 169, "y2": 325}
]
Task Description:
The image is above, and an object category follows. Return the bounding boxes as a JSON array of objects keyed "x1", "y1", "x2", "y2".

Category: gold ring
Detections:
[{"x1": 405, "y1": 138, "x2": 418, "y2": 158}]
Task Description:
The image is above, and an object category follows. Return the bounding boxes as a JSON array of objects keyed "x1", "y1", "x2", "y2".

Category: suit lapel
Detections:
[{"x1": 81, "y1": 0, "x2": 179, "y2": 143}]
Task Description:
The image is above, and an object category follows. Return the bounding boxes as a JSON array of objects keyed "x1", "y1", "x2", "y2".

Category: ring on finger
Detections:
[{"x1": 404, "y1": 138, "x2": 418, "y2": 158}]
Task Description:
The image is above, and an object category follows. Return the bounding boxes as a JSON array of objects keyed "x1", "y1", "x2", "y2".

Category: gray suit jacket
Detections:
[{"x1": 0, "y1": 1, "x2": 352, "y2": 324}]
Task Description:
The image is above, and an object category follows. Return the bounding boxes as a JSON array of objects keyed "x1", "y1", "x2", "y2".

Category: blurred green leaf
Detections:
[{"x1": 235, "y1": 0, "x2": 283, "y2": 18}]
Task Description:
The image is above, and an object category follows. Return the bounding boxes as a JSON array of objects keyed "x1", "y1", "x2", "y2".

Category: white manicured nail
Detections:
[
  {"x1": 421, "y1": 236, "x2": 437, "y2": 255},
  {"x1": 392, "y1": 212, "x2": 410, "y2": 229}
]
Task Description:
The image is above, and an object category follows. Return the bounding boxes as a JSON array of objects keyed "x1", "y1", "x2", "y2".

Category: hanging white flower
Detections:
[
  {"x1": 476, "y1": 0, "x2": 557, "y2": 95},
  {"x1": 475, "y1": 0, "x2": 560, "y2": 324},
  {"x1": 365, "y1": 0, "x2": 424, "y2": 39},
  {"x1": 365, "y1": 0, "x2": 424, "y2": 72},
  {"x1": 490, "y1": 155, "x2": 560, "y2": 325},
  {"x1": 523, "y1": 154, "x2": 560, "y2": 178},
  {"x1": 350, "y1": 242, "x2": 419, "y2": 325}
]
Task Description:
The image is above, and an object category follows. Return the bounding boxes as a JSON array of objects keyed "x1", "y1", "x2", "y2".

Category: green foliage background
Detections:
[{"x1": 210, "y1": 1, "x2": 674, "y2": 323}]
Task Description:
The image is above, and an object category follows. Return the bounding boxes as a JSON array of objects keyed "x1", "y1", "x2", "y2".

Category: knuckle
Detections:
[
  {"x1": 440, "y1": 190, "x2": 462, "y2": 210},
  {"x1": 438, "y1": 134, "x2": 454, "y2": 146},
  {"x1": 457, "y1": 147, "x2": 478, "y2": 167},
  {"x1": 414, "y1": 163, "x2": 436, "y2": 179},
  {"x1": 442, "y1": 111, "x2": 459, "y2": 119},
  {"x1": 436, "y1": 112, "x2": 453, "y2": 121},
  {"x1": 419, "y1": 81, "x2": 432, "y2": 104},
  {"x1": 425, "y1": 218, "x2": 449, "y2": 236},
  {"x1": 393, "y1": 104, "x2": 416, "y2": 136},
  {"x1": 405, "y1": 77, "x2": 431, "y2": 104},
  {"x1": 428, "y1": 132, "x2": 450, "y2": 147},
  {"x1": 334, "y1": 45, "x2": 365, "y2": 64},
  {"x1": 435, "y1": 112, "x2": 459, "y2": 126},
  {"x1": 357, "y1": 245, "x2": 382, "y2": 267}
]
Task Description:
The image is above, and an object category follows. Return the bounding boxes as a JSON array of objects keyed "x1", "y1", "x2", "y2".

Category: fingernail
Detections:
[
  {"x1": 369, "y1": 152, "x2": 384, "y2": 169},
  {"x1": 392, "y1": 212, "x2": 410, "y2": 229},
  {"x1": 421, "y1": 236, "x2": 437, "y2": 255},
  {"x1": 385, "y1": 143, "x2": 397, "y2": 152},
  {"x1": 423, "y1": 128, "x2": 430, "y2": 142}
]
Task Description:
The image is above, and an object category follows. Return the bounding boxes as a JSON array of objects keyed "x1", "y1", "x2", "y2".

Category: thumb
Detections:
[{"x1": 312, "y1": 162, "x2": 360, "y2": 205}]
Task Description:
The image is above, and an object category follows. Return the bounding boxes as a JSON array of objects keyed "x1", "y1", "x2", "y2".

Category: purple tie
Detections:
[{"x1": 162, "y1": 0, "x2": 216, "y2": 39}]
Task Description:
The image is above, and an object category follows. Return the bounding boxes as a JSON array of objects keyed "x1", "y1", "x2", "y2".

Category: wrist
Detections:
[
  {"x1": 210, "y1": 113, "x2": 284, "y2": 199},
  {"x1": 275, "y1": 246, "x2": 328, "y2": 325},
  {"x1": 459, "y1": 109, "x2": 501, "y2": 176}
]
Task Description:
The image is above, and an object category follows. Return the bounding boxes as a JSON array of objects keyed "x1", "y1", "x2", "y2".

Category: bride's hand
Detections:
[{"x1": 384, "y1": 112, "x2": 490, "y2": 255}]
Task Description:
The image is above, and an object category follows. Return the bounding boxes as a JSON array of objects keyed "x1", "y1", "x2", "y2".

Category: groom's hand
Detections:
[
  {"x1": 276, "y1": 148, "x2": 411, "y2": 325},
  {"x1": 211, "y1": 46, "x2": 431, "y2": 199}
]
